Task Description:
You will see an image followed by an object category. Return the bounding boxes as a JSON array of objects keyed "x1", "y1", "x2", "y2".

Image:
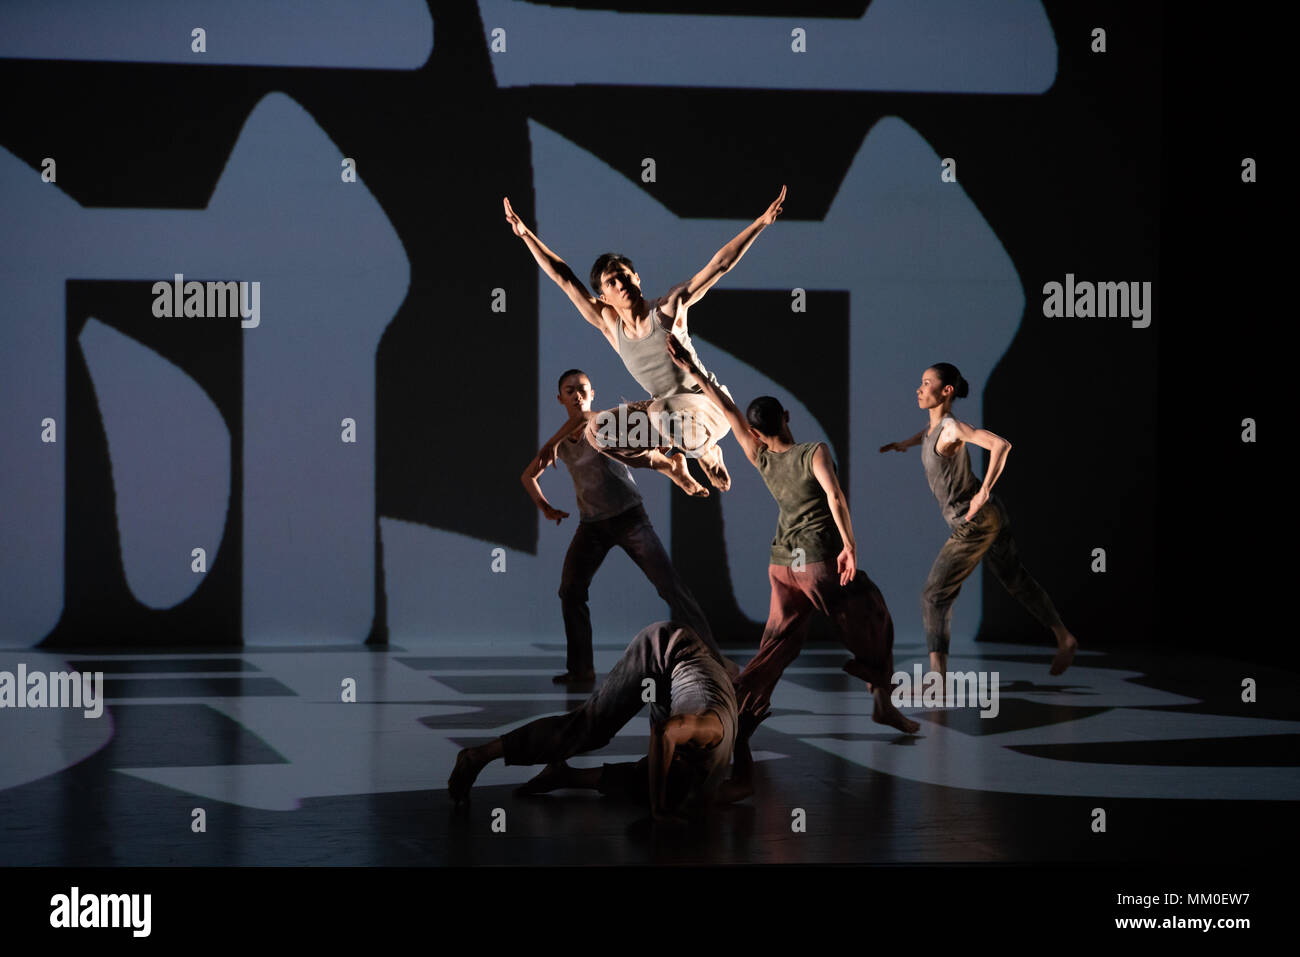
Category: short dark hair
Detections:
[
  {"x1": 590, "y1": 253, "x2": 635, "y2": 296},
  {"x1": 746, "y1": 396, "x2": 786, "y2": 437},
  {"x1": 930, "y1": 363, "x2": 970, "y2": 399},
  {"x1": 557, "y1": 368, "x2": 588, "y2": 392}
]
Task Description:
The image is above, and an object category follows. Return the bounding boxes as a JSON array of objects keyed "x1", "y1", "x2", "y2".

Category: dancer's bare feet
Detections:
[
  {"x1": 1050, "y1": 630, "x2": 1078, "y2": 676},
  {"x1": 872, "y1": 688, "x2": 921, "y2": 734},
  {"x1": 661, "y1": 454, "x2": 710, "y2": 497},
  {"x1": 698, "y1": 444, "x2": 731, "y2": 491}
]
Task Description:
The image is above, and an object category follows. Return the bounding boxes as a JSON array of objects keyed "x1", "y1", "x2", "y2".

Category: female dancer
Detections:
[{"x1": 880, "y1": 364, "x2": 1077, "y2": 677}]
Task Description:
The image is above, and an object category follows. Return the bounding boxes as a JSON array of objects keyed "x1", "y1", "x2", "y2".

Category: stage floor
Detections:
[{"x1": 1, "y1": 635, "x2": 1297, "y2": 866}]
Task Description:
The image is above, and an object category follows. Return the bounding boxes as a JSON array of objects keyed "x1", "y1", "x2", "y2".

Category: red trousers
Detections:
[{"x1": 734, "y1": 559, "x2": 895, "y2": 716}]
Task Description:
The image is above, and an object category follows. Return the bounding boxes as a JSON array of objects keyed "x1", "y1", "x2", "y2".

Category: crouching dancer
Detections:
[{"x1": 449, "y1": 622, "x2": 749, "y2": 824}]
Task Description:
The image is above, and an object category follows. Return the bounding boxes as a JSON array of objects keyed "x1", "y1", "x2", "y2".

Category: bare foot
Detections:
[
  {"x1": 663, "y1": 455, "x2": 710, "y2": 497},
  {"x1": 515, "y1": 761, "x2": 572, "y2": 796},
  {"x1": 1050, "y1": 633, "x2": 1078, "y2": 676},
  {"x1": 698, "y1": 444, "x2": 731, "y2": 491},
  {"x1": 872, "y1": 689, "x2": 921, "y2": 734},
  {"x1": 448, "y1": 747, "x2": 486, "y2": 804}
]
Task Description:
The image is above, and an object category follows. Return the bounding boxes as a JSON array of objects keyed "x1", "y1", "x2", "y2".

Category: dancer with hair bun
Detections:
[{"x1": 880, "y1": 364, "x2": 1078, "y2": 679}]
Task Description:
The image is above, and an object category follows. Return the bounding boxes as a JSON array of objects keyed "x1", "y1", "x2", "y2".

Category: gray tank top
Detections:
[
  {"x1": 556, "y1": 432, "x2": 642, "y2": 523},
  {"x1": 651, "y1": 626, "x2": 738, "y2": 809},
  {"x1": 614, "y1": 297, "x2": 724, "y2": 400},
  {"x1": 920, "y1": 415, "x2": 984, "y2": 527}
]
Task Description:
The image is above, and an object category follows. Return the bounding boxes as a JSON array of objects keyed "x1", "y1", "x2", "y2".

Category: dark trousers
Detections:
[
  {"x1": 558, "y1": 504, "x2": 715, "y2": 675},
  {"x1": 501, "y1": 622, "x2": 680, "y2": 767},
  {"x1": 733, "y1": 559, "x2": 895, "y2": 717},
  {"x1": 921, "y1": 499, "x2": 1063, "y2": 654}
]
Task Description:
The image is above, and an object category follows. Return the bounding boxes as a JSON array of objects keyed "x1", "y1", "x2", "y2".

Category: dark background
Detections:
[{"x1": 0, "y1": 1, "x2": 1267, "y2": 663}]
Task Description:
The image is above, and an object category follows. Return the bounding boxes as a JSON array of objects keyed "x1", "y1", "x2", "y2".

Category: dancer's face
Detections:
[
  {"x1": 916, "y1": 369, "x2": 951, "y2": 409},
  {"x1": 557, "y1": 374, "x2": 595, "y2": 414},
  {"x1": 597, "y1": 263, "x2": 642, "y2": 309}
]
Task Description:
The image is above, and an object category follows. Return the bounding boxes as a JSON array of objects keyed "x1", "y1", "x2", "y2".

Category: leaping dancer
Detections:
[
  {"x1": 880, "y1": 364, "x2": 1079, "y2": 678},
  {"x1": 503, "y1": 186, "x2": 787, "y2": 493}
]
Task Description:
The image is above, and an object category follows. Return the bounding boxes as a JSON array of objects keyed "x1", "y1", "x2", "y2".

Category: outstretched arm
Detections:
[
  {"x1": 942, "y1": 418, "x2": 1012, "y2": 520},
  {"x1": 503, "y1": 197, "x2": 614, "y2": 344},
  {"x1": 810, "y1": 443, "x2": 858, "y2": 586},
  {"x1": 879, "y1": 427, "x2": 928, "y2": 453},
  {"x1": 664, "y1": 336, "x2": 765, "y2": 465},
  {"x1": 661, "y1": 186, "x2": 785, "y2": 321}
]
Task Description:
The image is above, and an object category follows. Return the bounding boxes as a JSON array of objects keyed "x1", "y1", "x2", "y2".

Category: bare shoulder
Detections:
[{"x1": 936, "y1": 417, "x2": 966, "y2": 454}]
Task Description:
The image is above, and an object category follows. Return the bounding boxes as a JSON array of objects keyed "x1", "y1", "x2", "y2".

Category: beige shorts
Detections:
[{"x1": 585, "y1": 390, "x2": 732, "y2": 460}]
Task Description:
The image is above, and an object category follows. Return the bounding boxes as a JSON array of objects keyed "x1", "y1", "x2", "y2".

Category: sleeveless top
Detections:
[
  {"x1": 653, "y1": 624, "x2": 738, "y2": 809},
  {"x1": 919, "y1": 414, "x2": 986, "y2": 527},
  {"x1": 754, "y1": 442, "x2": 843, "y2": 566},
  {"x1": 614, "y1": 297, "x2": 726, "y2": 400},
  {"x1": 556, "y1": 431, "x2": 642, "y2": 523}
]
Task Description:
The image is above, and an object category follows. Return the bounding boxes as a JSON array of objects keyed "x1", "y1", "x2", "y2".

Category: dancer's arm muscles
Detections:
[
  {"x1": 503, "y1": 197, "x2": 614, "y2": 343},
  {"x1": 661, "y1": 185, "x2": 786, "y2": 320},
  {"x1": 947, "y1": 419, "x2": 1012, "y2": 492},
  {"x1": 811, "y1": 443, "x2": 857, "y2": 556},
  {"x1": 520, "y1": 457, "x2": 555, "y2": 511}
]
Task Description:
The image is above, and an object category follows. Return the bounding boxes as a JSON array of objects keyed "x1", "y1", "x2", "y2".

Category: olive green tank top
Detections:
[{"x1": 754, "y1": 442, "x2": 842, "y2": 566}]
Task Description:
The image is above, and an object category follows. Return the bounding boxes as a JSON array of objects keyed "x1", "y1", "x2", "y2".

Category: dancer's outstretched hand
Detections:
[
  {"x1": 879, "y1": 441, "x2": 906, "y2": 453},
  {"x1": 836, "y1": 545, "x2": 857, "y2": 586},
  {"x1": 758, "y1": 185, "x2": 786, "y2": 226},
  {"x1": 503, "y1": 196, "x2": 528, "y2": 237},
  {"x1": 965, "y1": 488, "x2": 990, "y2": 522}
]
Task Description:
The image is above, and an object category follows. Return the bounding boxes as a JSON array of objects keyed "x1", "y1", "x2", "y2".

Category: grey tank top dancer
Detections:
[
  {"x1": 523, "y1": 369, "x2": 727, "y2": 685},
  {"x1": 589, "y1": 298, "x2": 736, "y2": 481},
  {"x1": 615, "y1": 298, "x2": 731, "y2": 402},
  {"x1": 556, "y1": 432, "x2": 640, "y2": 523},
  {"x1": 883, "y1": 364, "x2": 1077, "y2": 675},
  {"x1": 921, "y1": 413, "x2": 992, "y2": 528},
  {"x1": 448, "y1": 622, "x2": 739, "y2": 817}
]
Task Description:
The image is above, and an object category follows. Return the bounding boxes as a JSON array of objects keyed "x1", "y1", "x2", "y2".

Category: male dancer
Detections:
[
  {"x1": 449, "y1": 621, "x2": 747, "y2": 824},
  {"x1": 522, "y1": 369, "x2": 734, "y2": 686},
  {"x1": 665, "y1": 336, "x2": 920, "y2": 754},
  {"x1": 503, "y1": 186, "x2": 787, "y2": 492}
]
